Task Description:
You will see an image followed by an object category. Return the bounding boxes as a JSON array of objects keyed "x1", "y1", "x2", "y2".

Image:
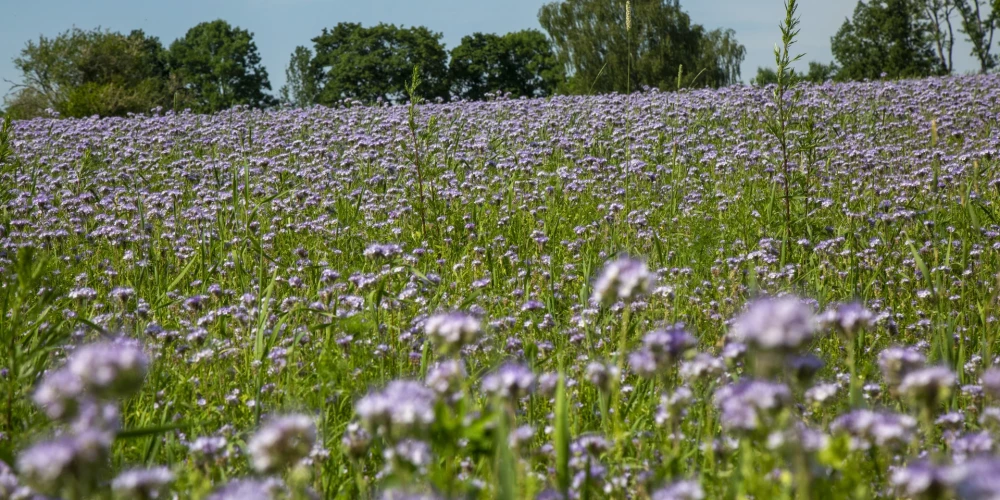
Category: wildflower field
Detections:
[{"x1": 1, "y1": 74, "x2": 1000, "y2": 499}]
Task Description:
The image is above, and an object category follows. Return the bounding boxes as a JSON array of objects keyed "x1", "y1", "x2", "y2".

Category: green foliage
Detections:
[
  {"x1": 0, "y1": 116, "x2": 13, "y2": 166},
  {"x1": 831, "y1": 0, "x2": 943, "y2": 81},
  {"x1": 920, "y1": 0, "x2": 958, "y2": 73},
  {"x1": 279, "y1": 46, "x2": 321, "y2": 108},
  {"x1": 0, "y1": 248, "x2": 70, "y2": 458},
  {"x1": 805, "y1": 61, "x2": 840, "y2": 82},
  {"x1": 3, "y1": 28, "x2": 175, "y2": 118},
  {"x1": 538, "y1": 0, "x2": 746, "y2": 94},
  {"x1": 168, "y1": 20, "x2": 275, "y2": 113},
  {"x1": 751, "y1": 61, "x2": 838, "y2": 86},
  {"x1": 952, "y1": 0, "x2": 998, "y2": 73},
  {"x1": 310, "y1": 23, "x2": 449, "y2": 105},
  {"x1": 449, "y1": 30, "x2": 564, "y2": 101}
]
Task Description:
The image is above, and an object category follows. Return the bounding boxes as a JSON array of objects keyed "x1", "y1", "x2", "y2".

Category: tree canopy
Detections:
[
  {"x1": 280, "y1": 46, "x2": 320, "y2": 108},
  {"x1": 168, "y1": 20, "x2": 275, "y2": 113},
  {"x1": 538, "y1": 0, "x2": 746, "y2": 94},
  {"x1": 448, "y1": 30, "x2": 564, "y2": 101},
  {"x1": 751, "y1": 61, "x2": 839, "y2": 86},
  {"x1": 310, "y1": 23, "x2": 449, "y2": 105},
  {"x1": 831, "y1": 0, "x2": 943, "y2": 81},
  {"x1": 4, "y1": 28, "x2": 175, "y2": 118}
]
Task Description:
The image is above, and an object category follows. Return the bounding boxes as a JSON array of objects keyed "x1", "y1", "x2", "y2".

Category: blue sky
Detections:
[{"x1": 0, "y1": 0, "x2": 983, "y2": 100}]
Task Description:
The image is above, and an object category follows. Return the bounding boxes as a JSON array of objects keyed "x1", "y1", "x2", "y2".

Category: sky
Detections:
[{"x1": 0, "y1": 0, "x2": 984, "y2": 100}]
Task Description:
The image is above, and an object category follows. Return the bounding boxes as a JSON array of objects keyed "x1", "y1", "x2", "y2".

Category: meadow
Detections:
[{"x1": 1, "y1": 74, "x2": 1000, "y2": 499}]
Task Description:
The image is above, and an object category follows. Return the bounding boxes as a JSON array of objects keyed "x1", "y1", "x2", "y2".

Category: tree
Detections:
[
  {"x1": 697, "y1": 28, "x2": 747, "y2": 88},
  {"x1": 169, "y1": 20, "x2": 275, "y2": 113},
  {"x1": 538, "y1": 0, "x2": 745, "y2": 94},
  {"x1": 806, "y1": 61, "x2": 839, "y2": 82},
  {"x1": 751, "y1": 61, "x2": 838, "y2": 86},
  {"x1": 752, "y1": 67, "x2": 796, "y2": 86},
  {"x1": 831, "y1": 0, "x2": 942, "y2": 81},
  {"x1": 449, "y1": 30, "x2": 564, "y2": 100},
  {"x1": 953, "y1": 0, "x2": 997, "y2": 73},
  {"x1": 3, "y1": 28, "x2": 174, "y2": 118},
  {"x1": 310, "y1": 23, "x2": 449, "y2": 105},
  {"x1": 920, "y1": 0, "x2": 958, "y2": 73},
  {"x1": 280, "y1": 46, "x2": 320, "y2": 107}
]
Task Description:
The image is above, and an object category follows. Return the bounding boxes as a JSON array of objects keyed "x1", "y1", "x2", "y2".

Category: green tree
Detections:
[
  {"x1": 919, "y1": 0, "x2": 958, "y2": 73},
  {"x1": 831, "y1": 0, "x2": 942, "y2": 81},
  {"x1": 449, "y1": 30, "x2": 564, "y2": 100},
  {"x1": 4, "y1": 28, "x2": 174, "y2": 118},
  {"x1": 752, "y1": 67, "x2": 795, "y2": 86},
  {"x1": 752, "y1": 61, "x2": 838, "y2": 86},
  {"x1": 697, "y1": 28, "x2": 747, "y2": 88},
  {"x1": 168, "y1": 20, "x2": 275, "y2": 113},
  {"x1": 310, "y1": 23, "x2": 449, "y2": 105},
  {"x1": 538, "y1": 0, "x2": 745, "y2": 94},
  {"x1": 953, "y1": 0, "x2": 997, "y2": 73},
  {"x1": 279, "y1": 46, "x2": 320, "y2": 107}
]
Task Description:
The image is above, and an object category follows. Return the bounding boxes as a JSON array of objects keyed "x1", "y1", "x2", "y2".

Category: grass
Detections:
[{"x1": 0, "y1": 72, "x2": 999, "y2": 498}]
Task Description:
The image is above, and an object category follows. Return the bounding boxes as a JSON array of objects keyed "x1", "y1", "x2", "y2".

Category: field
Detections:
[{"x1": 2, "y1": 74, "x2": 1000, "y2": 499}]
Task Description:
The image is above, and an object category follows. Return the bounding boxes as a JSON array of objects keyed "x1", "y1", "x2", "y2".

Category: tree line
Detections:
[
  {"x1": 2, "y1": 0, "x2": 747, "y2": 118},
  {"x1": 3, "y1": 20, "x2": 274, "y2": 118},
  {"x1": 3, "y1": 0, "x2": 998, "y2": 118},
  {"x1": 752, "y1": 0, "x2": 999, "y2": 85}
]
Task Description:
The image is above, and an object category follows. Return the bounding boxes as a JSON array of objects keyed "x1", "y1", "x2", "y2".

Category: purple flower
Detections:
[
  {"x1": 890, "y1": 460, "x2": 958, "y2": 499},
  {"x1": 899, "y1": 366, "x2": 956, "y2": 408},
  {"x1": 729, "y1": 296, "x2": 817, "y2": 352},
  {"x1": 830, "y1": 409, "x2": 917, "y2": 450},
  {"x1": 821, "y1": 302, "x2": 876, "y2": 338},
  {"x1": 950, "y1": 431, "x2": 995, "y2": 463},
  {"x1": 378, "y1": 488, "x2": 444, "y2": 500},
  {"x1": 585, "y1": 361, "x2": 619, "y2": 393},
  {"x1": 879, "y1": 346, "x2": 927, "y2": 389},
  {"x1": 364, "y1": 242, "x2": 403, "y2": 260},
  {"x1": 341, "y1": 422, "x2": 371, "y2": 459},
  {"x1": 112, "y1": 467, "x2": 175, "y2": 499},
  {"x1": 651, "y1": 479, "x2": 705, "y2": 500},
  {"x1": 33, "y1": 368, "x2": 85, "y2": 421},
  {"x1": 482, "y1": 363, "x2": 536, "y2": 401},
  {"x1": 713, "y1": 380, "x2": 792, "y2": 432},
  {"x1": 425, "y1": 359, "x2": 467, "y2": 396},
  {"x1": 679, "y1": 353, "x2": 724, "y2": 381},
  {"x1": 424, "y1": 312, "x2": 481, "y2": 355},
  {"x1": 954, "y1": 458, "x2": 1000, "y2": 500},
  {"x1": 247, "y1": 414, "x2": 317, "y2": 472},
  {"x1": 384, "y1": 439, "x2": 433, "y2": 471},
  {"x1": 356, "y1": 381, "x2": 437, "y2": 438},
  {"x1": 188, "y1": 436, "x2": 229, "y2": 465},
  {"x1": 16, "y1": 429, "x2": 112, "y2": 495},
  {"x1": 981, "y1": 368, "x2": 1000, "y2": 399},
  {"x1": 208, "y1": 478, "x2": 286, "y2": 500},
  {"x1": 591, "y1": 257, "x2": 653, "y2": 305},
  {"x1": 0, "y1": 460, "x2": 24, "y2": 499},
  {"x1": 68, "y1": 339, "x2": 148, "y2": 399}
]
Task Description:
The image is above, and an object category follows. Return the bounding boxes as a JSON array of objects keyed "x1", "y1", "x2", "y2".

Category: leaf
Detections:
[
  {"x1": 158, "y1": 254, "x2": 199, "y2": 306},
  {"x1": 495, "y1": 403, "x2": 517, "y2": 500},
  {"x1": 117, "y1": 423, "x2": 185, "y2": 440},
  {"x1": 554, "y1": 370, "x2": 571, "y2": 497},
  {"x1": 908, "y1": 241, "x2": 935, "y2": 296}
]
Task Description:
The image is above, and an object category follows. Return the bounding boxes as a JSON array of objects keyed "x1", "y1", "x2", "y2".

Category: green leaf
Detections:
[{"x1": 554, "y1": 370, "x2": 571, "y2": 497}]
